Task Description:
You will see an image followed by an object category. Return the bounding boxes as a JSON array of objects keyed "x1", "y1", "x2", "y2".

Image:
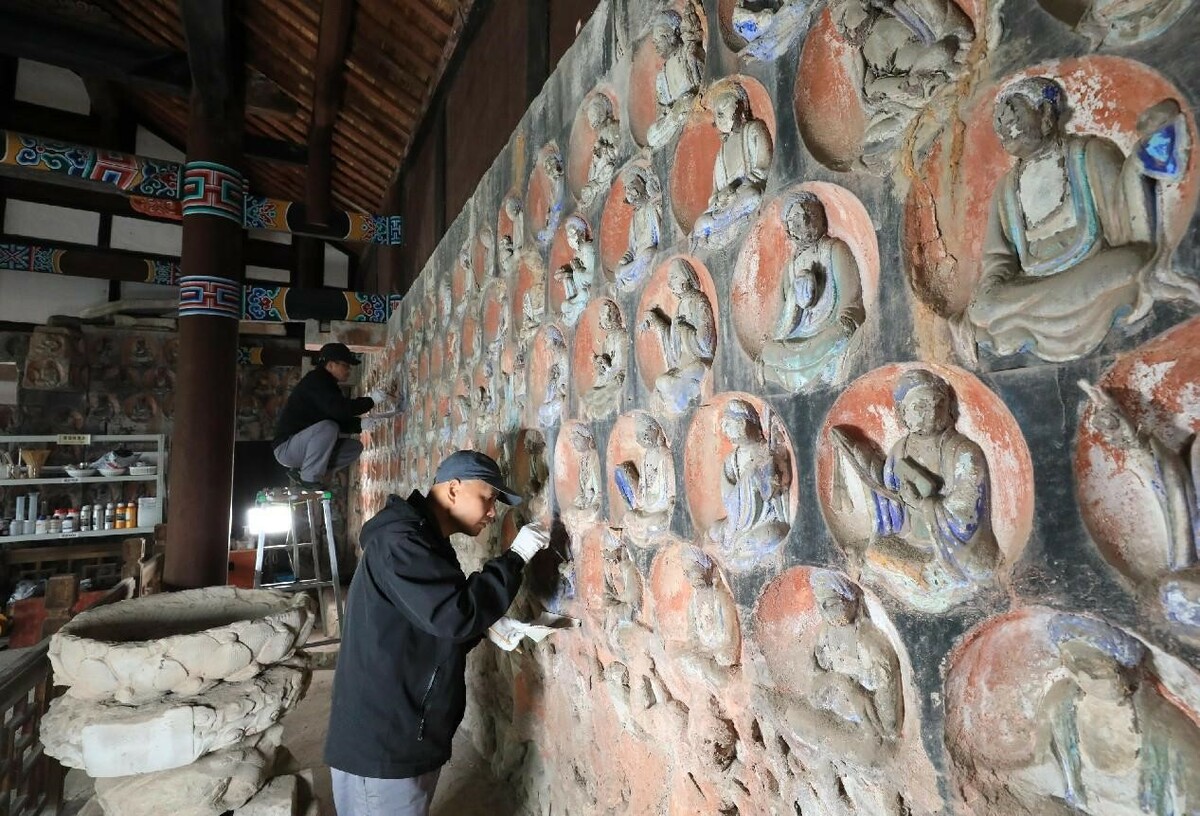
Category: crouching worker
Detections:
[
  {"x1": 325, "y1": 450, "x2": 551, "y2": 816},
  {"x1": 272, "y1": 342, "x2": 392, "y2": 489}
]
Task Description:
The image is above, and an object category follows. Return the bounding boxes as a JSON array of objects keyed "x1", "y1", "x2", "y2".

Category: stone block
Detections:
[
  {"x1": 42, "y1": 665, "x2": 308, "y2": 777},
  {"x1": 233, "y1": 774, "x2": 299, "y2": 816},
  {"x1": 94, "y1": 725, "x2": 282, "y2": 816},
  {"x1": 49, "y1": 586, "x2": 316, "y2": 704}
]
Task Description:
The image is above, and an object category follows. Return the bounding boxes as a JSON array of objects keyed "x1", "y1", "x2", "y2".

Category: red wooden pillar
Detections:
[{"x1": 164, "y1": 2, "x2": 245, "y2": 589}]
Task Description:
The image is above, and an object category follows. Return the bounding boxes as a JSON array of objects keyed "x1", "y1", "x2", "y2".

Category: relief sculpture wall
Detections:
[{"x1": 359, "y1": 0, "x2": 1200, "y2": 812}]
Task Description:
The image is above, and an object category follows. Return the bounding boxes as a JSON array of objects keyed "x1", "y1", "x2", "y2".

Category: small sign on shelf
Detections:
[{"x1": 56, "y1": 434, "x2": 93, "y2": 445}]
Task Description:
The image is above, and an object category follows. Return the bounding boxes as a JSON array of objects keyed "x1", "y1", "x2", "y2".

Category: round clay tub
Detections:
[{"x1": 49, "y1": 586, "x2": 315, "y2": 704}]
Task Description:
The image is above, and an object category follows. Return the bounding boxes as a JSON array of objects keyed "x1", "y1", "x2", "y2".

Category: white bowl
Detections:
[
  {"x1": 99, "y1": 467, "x2": 128, "y2": 478},
  {"x1": 128, "y1": 465, "x2": 157, "y2": 476},
  {"x1": 66, "y1": 467, "x2": 98, "y2": 478}
]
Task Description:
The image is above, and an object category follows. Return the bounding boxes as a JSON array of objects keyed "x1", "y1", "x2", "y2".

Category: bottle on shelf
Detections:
[
  {"x1": 62, "y1": 508, "x2": 75, "y2": 534},
  {"x1": 104, "y1": 502, "x2": 114, "y2": 530},
  {"x1": 35, "y1": 515, "x2": 46, "y2": 535},
  {"x1": 49, "y1": 510, "x2": 62, "y2": 535},
  {"x1": 115, "y1": 502, "x2": 126, "y2": 529},
  {"x1": 127, "y1": 499, "x2": 138, "y2": 529},
  {"x1": 80, "y1": 504, "x2": 91, "y2": 532}
]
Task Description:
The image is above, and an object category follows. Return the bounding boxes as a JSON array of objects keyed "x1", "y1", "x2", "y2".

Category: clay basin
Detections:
[{"x1": 48, "y1": 587, "x2": 316, "y2": 704}]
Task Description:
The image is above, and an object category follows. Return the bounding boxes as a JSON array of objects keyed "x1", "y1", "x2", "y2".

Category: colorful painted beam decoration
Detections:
[
  {"x1": 244, "y1": 285, "x2": 390, "y2": 323},
  {"x1": 1, "y1": 130, "x2": 181, "y2": 198},
  {"x1": 1, "y1": 239, "x2": 394, "y2": 324},
  {"x1": 0, "y1": 239, "x2": 178, "y2": 284},
  {"x1": 1, "y1": 130, "x2": 403, "y2": 245}
]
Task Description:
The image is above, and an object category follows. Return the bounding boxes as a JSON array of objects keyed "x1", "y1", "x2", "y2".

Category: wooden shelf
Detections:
[
  {"x1": 1, "y1": 527, "x2": 156, "y2": 545},
  {"x1": 0, "y1": 475, "x2": 158, "y2": 486}
]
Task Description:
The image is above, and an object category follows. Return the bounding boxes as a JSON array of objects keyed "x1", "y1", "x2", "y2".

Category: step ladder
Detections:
[{"x1": 252, "y1": 487, "x2": 344, "y2": 644}]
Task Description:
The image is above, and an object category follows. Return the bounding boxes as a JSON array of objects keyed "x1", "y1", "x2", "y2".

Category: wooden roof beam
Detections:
[
  {"x1": 0, "y1": 3, "x2": 296, "y2": 117},
  {"x1": 307, "y1": 0, "x2": 356, "y2": 226}
]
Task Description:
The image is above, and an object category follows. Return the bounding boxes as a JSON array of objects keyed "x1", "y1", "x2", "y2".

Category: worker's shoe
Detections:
[{"x1": 286, "y1": 468, "x2": 323, "y2": 491}]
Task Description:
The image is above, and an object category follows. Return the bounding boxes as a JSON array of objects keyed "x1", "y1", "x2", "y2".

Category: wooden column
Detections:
[{"x1": 164, "y1": 0, "x2": 245, "y2": 589}]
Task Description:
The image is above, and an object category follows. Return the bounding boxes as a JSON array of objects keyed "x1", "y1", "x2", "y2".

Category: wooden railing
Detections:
[{"x1": 0, "y1": 642, "x2": 63, "y2": 816}]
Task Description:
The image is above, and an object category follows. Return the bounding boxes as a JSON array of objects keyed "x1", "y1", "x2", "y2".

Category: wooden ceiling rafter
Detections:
[
  {"x1": 344, "y1": 55, "x2": 423, "y2": 116},
  {"x1": 16, "y1": 0, "x2": 480, "y2": 216}
]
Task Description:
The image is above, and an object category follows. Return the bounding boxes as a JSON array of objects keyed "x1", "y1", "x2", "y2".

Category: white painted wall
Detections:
[
  {"x1": 14, "y1": 60, "x2": 90, "y2": 114},
  {"x1": 324, "y1": 244, "x2": 349, "y2": 289},
  {"x1": 4, "y1": 200, "x2": 100, "y2": 244},
  {"x1": 121, "y1": 282, "x2": 180, "y2": 301},
  {"x1": 0, "y1": 271, "x2": 108, "y2": 324},
  {"x1": 251, "y1": 229, "x2": 293, "y2": 245},
  {"x1": 134, "y1": 127, "x2": 185, "y2": 162},
  {"x1": 247, "y1": 266, "x2": 290, "y2": 283},
  {"x1": 109, "y1": 215, "x2": 183, "y2": 256}
]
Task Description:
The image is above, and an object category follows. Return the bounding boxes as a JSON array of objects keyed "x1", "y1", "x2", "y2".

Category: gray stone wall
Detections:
[{"x1": 360, "y1": 0, "x2": 1200, "y2": 811}]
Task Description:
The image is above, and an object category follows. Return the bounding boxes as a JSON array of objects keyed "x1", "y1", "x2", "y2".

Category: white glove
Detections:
[
  {"x1": 509, "y1": 523, "x2": 550, "y2": 563},
  {"x1": 368, "y1": 385, "x2": 393, "y2": 404}
]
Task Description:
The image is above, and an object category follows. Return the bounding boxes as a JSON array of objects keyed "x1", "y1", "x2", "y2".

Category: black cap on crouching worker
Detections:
[
  {"x1": 434, "y1": 450, "x2": 522, "y2": 506},
  {"x1": 317, "y1": 342, "x2": 361, "y2": 365}
]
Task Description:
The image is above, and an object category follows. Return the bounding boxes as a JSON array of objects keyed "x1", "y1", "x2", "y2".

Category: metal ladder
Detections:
[{"x1": 253, "y1": 487, "x2": 344, "y2": 644}]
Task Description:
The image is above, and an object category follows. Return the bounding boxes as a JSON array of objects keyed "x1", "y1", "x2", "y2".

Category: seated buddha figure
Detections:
[
  {"x1": 692, "y1": 83, "x2": 774, "y2": 249},
  {"x1": 831, "y1": 369, "x2": 998, "y2": 609},
  {"x1": 965, "y1": 77, "x2": 1158, "y2": 362},
  {"x1": 639, "y1": 258, "x2": 716, "y2": 414},
  {"x1": 759, "y1": 192, "x2": 866, "y2": 392}
]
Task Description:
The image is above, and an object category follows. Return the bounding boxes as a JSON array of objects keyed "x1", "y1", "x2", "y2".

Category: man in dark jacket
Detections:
[
  {"x1": 325, "y1": 450, "x2": 550, "y2": 816},
  {"x1": 273, "y1": 342, "x2": 389, "y2": 489}
]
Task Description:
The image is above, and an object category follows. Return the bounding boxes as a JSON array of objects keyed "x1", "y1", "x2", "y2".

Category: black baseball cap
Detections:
[
  {"x1": 317, "y1": 342, "x2": 361, "y2": 365},
  {"x1": 434, "y1": 450, "x2": 522, "y2": 505}
]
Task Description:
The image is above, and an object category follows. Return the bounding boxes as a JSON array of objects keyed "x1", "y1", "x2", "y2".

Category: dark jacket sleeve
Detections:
[
  {"x1": 376, "y1": 529, "x2": 525, "y2": 642},
  {"x1": 309, "y1": 377, "x2": 375, "y2": 423}
]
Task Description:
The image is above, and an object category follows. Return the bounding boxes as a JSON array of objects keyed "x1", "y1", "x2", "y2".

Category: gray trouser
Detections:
[
  {"x1": 273, "y1": 420, "x2": 363, "y2": 483},
  {"x1": 331, "y1": 767, "x2": 441, "y2": 816}
]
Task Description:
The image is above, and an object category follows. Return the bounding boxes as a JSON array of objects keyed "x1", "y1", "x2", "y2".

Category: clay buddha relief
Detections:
[
  {"x1": 904, "y1": 59, "x2": 1199, "y2": 366},
  {"x1": 733, "y1": 185, "x2": 877, "y2": 394},
  {"x1": 945, "y1": 608, "x2": 1200, "y2": 816},
  {"x1": 527, "y1": 143, "x2": 567, "y2": 246},
  {"x1": 1036, "y1": 0, "x2": 1196, "y2": 46},
  {"x1": 649, "y1": 542, "x2": 741, "y2": 691},
  {"x1": 636, "y1": 256, "x2": 717, "y2": 415},
  {"x1": 528, "y1": 324, "x2": 569, "y2": 430},
  {"x1": 551, "y1": 215, "x2": 598, "y2": 327},
  {"x1": 691, "y1": 82, "x2": 772, "y2": 252},
  {"x1": 818, "y1": 365, "x2": 1034, "y2": 612},
  {"x1": 630, "y1": 5, "x2": 707, "y2": 150},
  {"x1": 755, "y1": 569, "x2": 907, "y2": 758},
  {"x1": 573, "y1": 298, "x2": 628, "y2": 421},
  {"x1": 720, "y1": 0, "x2": 812, "y2": 62},
  {"x1": 1075, "y1": 318, "x2": 1200, "y2": 643},
  {"x1": 609, "y1": 411, "x2": 675, "y2": 545},
  {"x1": 959, "y1": 77, "x2": 1199, "y2": 363},
  {"x1": 498, "y1": 193, "x2": 528, "y2": 278},
  {"x1": 569, "y1": 90, "x2": 622, "y2": 208},
  {"x1": 685, "y1": 394, "x2": 797, "y2": 572},
  {"x1": 554, "y1": 420, "x2": 603, "y2": 527},
  {"x1": 601, "y1": 163, "x2": 663, "y2": 291},
  {"x1": 796, "y1": 0, "x2": 975, "y2": 171}
]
